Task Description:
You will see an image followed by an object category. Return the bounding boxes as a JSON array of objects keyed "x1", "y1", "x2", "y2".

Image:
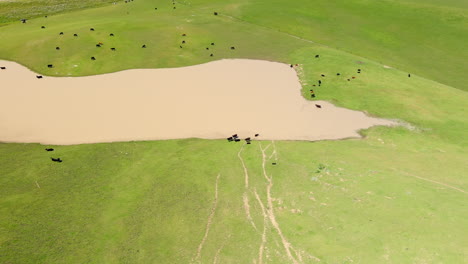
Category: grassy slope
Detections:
[
  {"x1": 0, "y1": 0, "x2": 116, "y2": 25},
  {"x1": 230, "y1": 0, "x2": 468, "y2": 91},
  {"x1": 0, "y1": 0, "x2": 467, "y2": 263}
]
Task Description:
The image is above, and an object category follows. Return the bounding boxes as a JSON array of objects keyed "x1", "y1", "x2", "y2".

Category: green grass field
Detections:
[{"x1": 0, "y1": 0, "x2": 467, "y2": 263}]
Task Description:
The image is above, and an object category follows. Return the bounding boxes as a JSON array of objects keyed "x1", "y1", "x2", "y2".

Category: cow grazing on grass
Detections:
[
  {"x1": 91, "y1": 57, "x2": 96, "y2": 60},
  {"x1": 214, "y1": 12, "x2": 218, "y2": 15},
  {"x1": 245, "y1": 137, "x2": 251, "y2": 141},
  {"x1": 155, "y1": 7, "x2": 157, "y2": 10},
  {"x1": 110, "y1": 33, "x2": 114, "y2": 36},
  {"x1": 47, "y1": 64, "x2": 53, "y2": 68},
  {"x1": 180, "y1": 46, "x2": 183, "y2": 48},
  {"x1": 230, "y1": 46, "x2": 235, "y2": 50},
  {"x1": 347, "y1": 79, "x2": 350, "y2": 81},
  {"x1": 315, "y1": 55, "x2": 319, "y2": 58},
  {"x1": 321, "y1": 74, "x2": 325, "y2": 77},
  {"x1": 59, "y1": 32, "x2": 64, "y2": 35},
  {"x1": 142, "y1": 44, "x2": 146, "y2": 48},
  {"x1": 74, "y1": 33, "x2": 78, "y2": 37},
  {"x1": 111, "y1": 47, "x2": 116, "y2": 51},
  {"x1": 227, "y1": 137, "x2": 233, "y2": 142},
  {"x1": 90, "y1": 28, "x2": 95, "y2": 31},
  {"x1": 318, "y1": 80, "x2": 322, "y2": 85},
  {"x1": 211, "y1": 42, "x2": 215, "y2": 45},
  {"x1": 272, "y1": 162, "x2": 277, "y2": 165},
  {"x1": 182, "y1": 40, "x2": 185, "y2": 44},
  {"x1": 337, "y1": 73, "x2": 340, "y2": 76},
  {"x1": 352, "y1": 76, "x2": 356, "y2": 79},
  {"x1": 206, "y1": 47, "x2": 209, "y2": 50},
  {"x1": 41, "y1": 26, "x2": 45, "y2": 29},
  {"x1": 51, "y1": 157, "x2": 62, "y2": 163},
  {"x1": 408, "y1": 74, "x2": 411, "y2": 77},
  {"x1": 182, "y1": 33, "x2": 186, "y2": 36},
  {"x1": 210, "y1": 54, "x2": 213, "y2": 57},
  {"x1": 290, "y1": 64, "x2": 293, "y2": 68},
  {"x1": 173, "y1": 7, "x2": 176, "y2": 9},
  {"x1": 36, "y1": 75, "x2": 43, "y2": 79},
  {"x1": 45, "y1": 148, "x2": 54, "y2": 151},
  {"x1": 311, "y1": 94, "x2": 316, "y2": 98},
  {"x1": 96, "y1": 44, "x2": 101, "y2": 47},
  {"x1": 21, "y1": 19, "x2": 27, "y2": 23},
  {"x1": 235, "y1": 138, "x2": 241, "y2": 142},
  {"x1": 315, "y1": 104, "x2": 322, "y2": 108}
]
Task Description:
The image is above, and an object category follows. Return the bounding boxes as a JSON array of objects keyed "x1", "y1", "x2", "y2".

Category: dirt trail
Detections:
[
  {"x1": 238, "y1": 144, "x2": 257, "y2": 230},
  {"x1": 254, "y1": 189, "x2": 269, "y2": 264},
  {"x1": 193, "y1": 173, "x2": 221, "y2": 263},
  {"x1": 259, "y1": 142, "x2": 299, "y2": 264}
]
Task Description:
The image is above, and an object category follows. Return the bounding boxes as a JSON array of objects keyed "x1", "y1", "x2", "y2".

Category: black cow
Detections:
[
  {"x1": 337, "y1": 73, "x2": 340, "y2": 76},
  {"x1": 173, "y1": 6, "x2": 176, "y2": 9},
  {"x1": 59, "y1": 32, "x2": 64, "y2": 35},
  {"x1": 90, "y1": 28, "x2": 95, "y2": 31},
  {"x1": 74, "y1": 33, "x2": 78, "y2": 37},
  {"x1": 155, "y1": 8, "x2": 158, "y2": 10},
  {"x1": 272, "y1": 162, "x2": 277, "y2": 165},
  {"x1": 255, "y1": 134, "x2": 259, "y2": 137},
  {"x1": 232, "y1": 134, "x2": 238, "y2": 138},
  {"x1": 230, "y1": 46, "x2": 235, "y2": 50},
  {"x1": 321, "y1": 74, "x2": 325, "y2": 77},
  {"x1": 110, "y1": 33, "x2": 114, "y2": 36},
  {"x1": 408, "y1": 74, "x2": 411, "y2": 77},
  {"x1": 315, "y1": 104, "x2": 322, "y2": 108},
  {"x1": 142, "y1": 44, "x2": 146, "y2": 48},
  {"x1": 318, "y1": 80, "x2": 322, "y2": 85},
  {"x1": 214, "y1": 12, "x2": 218, "y2": 15},
  {"x1": 311, "y1": 94, "x2": 316, "y2": 98},
  {"x1": 36, "y1": 75, "x2": 43, "y2": 79},
  {"x1": 315, "y1": 55, "x2": 319, "y2": 58},
  {"x1": 227, "y1": 137, "x2": 233, "y2": 142},
  {"x1": 56, "y1": 47, "x2": 60, "y2": 50},
  {"x1": 91, "y1": 57, "x2": 96, "y2": 60},
  {"x1": 210, "y1": 54, "x2": 213, "y2": 57},
  {"x1": 47, "y1": 64, "x2": 53, "y2": 68},
  {"x1": 0, "y1": 67, "x2": 6, "y2": 70},
  {"x1": 347, "y1": 79, "x2": 350, "y2": 81},
  {"x1": 235, "y1": 139, "x2": 241, "y2": 142},
  {"x1": 111, "y1": 47, "x2": 116, "y2": 51},
  {"x1": 211, "y1": 42, "x2": 215, "y2": 45},
  {"x1": 21, "y1": 19, "x2": 27, "y2": 23},
  {"x1": 51, "y1": 157, "x2": 62, "y2": 163},
  {"x1": 45, "y1": 16, "x2": 48, "y2": 18},
  {"x1": 45, "y1": 148, "x2": 54, "y2": 151},
  {"x1": 206, "y1": 47, "x2": 209, "y2": 50},
  {"x1": 182, "y1": 40, "x2": 185, "y2": 44},
  {"x1": 96, "y1": 44, "x2": 101, "y2": 47},
  {"x1": 41, "y1": 26, "x2": 45, "y2": 29}
]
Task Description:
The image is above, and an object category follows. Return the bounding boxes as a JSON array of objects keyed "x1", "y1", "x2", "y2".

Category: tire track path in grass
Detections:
[
  {"x1": 193, "y1": 173, "x2": 221, "y2": 263},
  {"x1": 238, "y1": 144, "x2": 258, "y2": 231}
]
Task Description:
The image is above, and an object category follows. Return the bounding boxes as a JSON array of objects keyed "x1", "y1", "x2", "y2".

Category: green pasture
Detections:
[{"x1": 0, "y1": 0, "x2": 467, "y2": 263}]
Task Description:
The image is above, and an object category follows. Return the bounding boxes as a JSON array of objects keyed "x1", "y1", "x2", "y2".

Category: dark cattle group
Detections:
[{"x1": 227, "y1": 134, "x2": 259, "y2": 145}]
